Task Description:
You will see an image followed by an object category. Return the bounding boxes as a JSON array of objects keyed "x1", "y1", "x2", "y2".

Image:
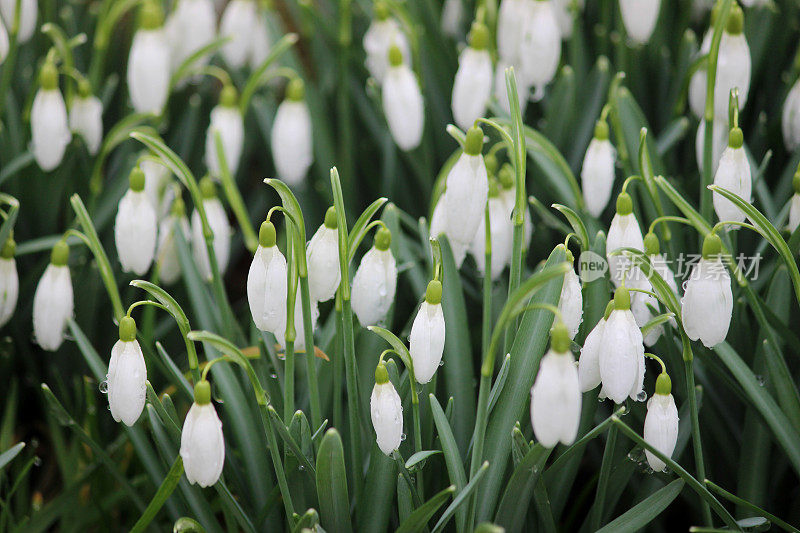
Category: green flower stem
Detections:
[
  {"x1": 41, "y1": 22, "x2": 78, "y2": 103},
  {"x1": 213, "y1": 131, "x2": 258, "y2": 252},
  {"x1": 299, "y1": 275, "x2": 322, "y2": 429},
  {"x1": 590, "y1": 422, "x2": 617, "y2": 530},
  {"x1": 337, "y1": 0, "x2": 354, "y2": 199},
  {"x1": 284, "y1": 223, "x2": 297, "y2": 422},
  {"x1": 685, "y1": 356, "x2": 714, "y2": 527},
  {"x1": 333, "y1": 298, "x2": 344, "y2": 431},
  {"x1": 638, "y1": 129, "x2": 671, "y2": 244},
  {"x1": 89, "y1": 0, "x2": 144, "y2": 89},
  {"x1": 649, "y1": 216, "x2": 694, "y2": 235},
  {"x1": 482, "y1": 207, "x2": 492, "y2": 359},
  {"x1": 704, "y1": 480, "x2": 800, "y2": 533}
]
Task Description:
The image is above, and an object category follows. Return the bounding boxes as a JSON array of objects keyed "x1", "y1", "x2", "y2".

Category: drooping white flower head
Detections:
[
  {"x1": 180, "y1": 380, "x2": 225, "y2": 487},
  {"x1": 530, "y1": 322, "x2": 582, "y2": 448},
  {"x1": 306, "y1": 207, "x2": 341, "y2": 303},
  {"x1": 352, "y1": 227, "x2": 397, "y2": 327},
  {"x1": 219, "y1": 0, "x2": 258, "y2": 68},
  {"x1": 191, "y1": 178, "x2": 231, "y2": 280},
  {"x1": 789, "y1": 174, "x2": 800, "y2": 234},
  {"x1": 127, "y1": 2, "x2": 171, "y2": 114},
  {"x1": 274, "y1": 289, "x2": 319, "y2": 352},
  {"x1": 0, "y1": 236, "x2": 18, "y2": 327},
  {"x1": 0, "y1": 0, "x2": 37, "y2": 43},
  {"x1": 247, "y1": 220, "x2": 288, "y2": 333},
  {"x1": 141, "y1": 158, "x2": 174, "y2": 220},
  {"x1": 165, "y1": 0, "x2": 217, "y2": 74},
  {"x1": 631, "y1": 232, "x2": 679, "y2": 346},
  {"x1": 371, "y1": 363, "x2": 403, "y2": 455},
  {"x1": 115, "y1": 167, "x2": 158, "y2": 276},
  {"x1": 382, "y1": 46, "x2": 424, "y2": 151},
  {"x1": 33, "y1": 241, "x2": 73, "y2": 352},
  {"x1": 712, "y1": 6, "x2": 750, "y2": 121},
  {"x1": 410, "y1": 280, "x2": 446, "y2": 384},
  {"x1": 497, "y1": 0, "x2": 530, "y2": 65},
  {"x1": 599, "y1": 286, "x2": 645, "y2": 404},
  {"x1": 0, "y1": 18, "x2": 8, "y2": 64},
  {"x1": 689, "y1": 28, "x2": 712, "y2": 119},
  {"x1": 782, "y1": 78, "x2": 800, "y2": 152},
  {"x1": 553, "y1": 0, "x2": 583, "y2": 38},
  {"x1": 271, "y1": 78, "x2": 313, "y2": 187},
  {"x1": 31, "y1": 61, "x2": 71, "y2": 172},
  {"x1": 156, "y1": 197, "x2": 190, "y2": 285},
  {"x1": 712, "y1": 127, "x2": 751, "y2": 225},
  {"x1": 578, "y1": 301, "x2": 614, "y2": 392},
  {"x1": 643, "y1": 373, "x2": 679, "y2": 472},
  {"x1": 69, "y1": 84, "x2": 103, "y2": 155},
  {"x1": 429, "y1": 197, "x2": 469, "y2": 267},
  {"x1": 107, "y1": 316, "x2": 147, "y2": 426},
  {"x1": 681, "y1": 233, "x2": 732, "y2": 348},
  {"x1": 518, "y1": 0, "x2": 561, "y2": 99},
  {"x1": 606, "y1": 192, "x2": 645, "y2": 288},
  {"x1": 451, "y1": 22, "x2": 493, "y2": 131},
  {"x1": 619, "y1": 0, "x2": 661, "y2": 45},
  {"x1": 581, "y1": 120, "x2": 616, "y2": 217},
  {"x1": 206, "y1": 85, "x2": 245, "y2": 178},
  {"x1": 558, "y1": 252, "x2": 583, "y2": 340},
  {"x1": 696, "y1": 118, "x2": 728, "y2": 174},
  {"x1": 441, "y1": 0, "x2": 464, "y2": 38},
  {"x1": 469, "y1": 185, "x2": 513, "y2": 280},
  {"x1": 364, "y1": 2, "x2": 411, "y2": 84}
]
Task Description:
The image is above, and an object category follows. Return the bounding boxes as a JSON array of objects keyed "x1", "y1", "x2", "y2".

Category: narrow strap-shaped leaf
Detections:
[
  {"x1": 0, "y1": 442, "x2": 24, "y2": 471},
  {"x1": 267, "y1": 405, "x2": 316, "y2": 475},
  {"x1": 367, "y1": 325, "x2": 416, "y2": 380},
  {"x1": 432, "y1": 463, "x2": 489, "y2": 533},
  {"x1": 704, "y1": 480, "x2": 800, "y2": 533},
  {"x1": 347, "y1": 197, "x2": 388, "y2": 261},
  {"x1": 406, "y1": 450, "x2": 442, "y2": 469},
  {"x1": 169, "y1": 36, "x2": 230, "y2": 90},
  {"x1": 316, "y1": 429, "x2": 353, "y2": 532},
  {"x1": 552, "y1": 203, "x2": 589, "y2": 251},
  {"x1": 130, "y1": 456, "x2": 184, "y2": 533},
  {"x1": 264, "y1": 178, "x2": 308, "y2": 276},
  {"x1": 429, "y1": 394, "x2": 468, "y2": 533},
  {"x1": 595, "y1": 479, "x2": 685, "y2": 533},
  {"x1": 495, "y1": 444, "x2": 552, "y2": 530},
  {"x1": 240, "y1": 33, "x2": 299, "y2": 114},
  {"x1": 396, "y1": 485, "x2": 455, "y2": 533},
  {"x1": 487, "y1": 354, "x2": 511, "y2": 415}
]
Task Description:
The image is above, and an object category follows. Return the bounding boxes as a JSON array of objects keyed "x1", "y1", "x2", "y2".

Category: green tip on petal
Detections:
[
  {"x1": 614, "y1": 286, "x2": 631, "y2": 311},
  {"x1": 200, "y1": 176, "x2": 216, "y2": 199},
  {"x1": 498, "y1": 163, "x2": 514, "y2": 189},
  {"x1": 324, "y1": 206, "x2": 338, "y2": 229},
  {"x1": 119, "y1": 316, "x2": 137, "y2": 342},
  {"x1": 469, "y1": 21, "x2": 490, "y2": 50},
  {"x1": 259, "y1": 220, "x2": 277, "y2": 247},
  {"x1": 140, "y1": 0, "x2": 164, "y2": 29},
  {"x1": 194, "y1": 380, "x2": 212, "y2": 405},
  {"x1": 40, "y1": 61, "x2": 58, "y2": 91},
  {"x1": 594, "y1": 119, "x2": 609, "y2": 141},
  {"x1": 726, "y1": 4, "x2": 744, "y2": 35},
  {"x1": 51, "y1": 240, "x2": 69, "y2": 266},
  {"x1": 655, "y1": 372, "x2": 672, "y2": 396},
  {"x1": 464, "y1": 126, "x2": 484, "y2": 156},
  {"x1": 425, "y1": 279, "x2": 442, "y2": 305},
  {"x1": 728, "y1": 127, "x2": 743, "y2": 149},
  {"x1": 644, "y1": 232, "x2": 660, "y2": 256},
  {"x1": 171, "y1": 195, "x2": 186, "y2": 217},
  {"x1": 375, "y1": 227, "x2": 392, "y2": 251},
  {"x1": 129, "y1": 166, "x2": 146, "y2": 192},
  {"x1": 375, "y1": 363, "x2": 389, "y2": 384},
  {"x1": 286, "y1": 78, "x2": 305, "y2": 101},
  {"x1": 616, "y1": 191, "x2": 633, "y2": 216},
  {"x1": 702, "y1": 232, "x2": 722, "y2": 260},
  {"x1": 220, "y1": 84, "x2": 238, "y2": 107},
  {"x1": 388, "y1": 45, "x2": 403, "y2": 67},
  {"x1": 1, "y1": 234, "x2": 15, "y2": 259},
  {"x1": 550, "y1": 321, "x2": 571, "y2": 353},
  {"x1": 484, "y1": 153, "x2": 498, "y2": 176},
  {"x1": 603, "y1": 299, "x2": 615, "y2": 320}
]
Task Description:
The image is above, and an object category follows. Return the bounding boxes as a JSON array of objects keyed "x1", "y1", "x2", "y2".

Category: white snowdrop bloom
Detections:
[
  {"x1": 470, "y1": 189, "x2": 513, "y2": 280},
  {"x1": 274, "y1": 290, "x2": 319, "y2": 352},
  {"x1": 272, "y1": 79, "x2": 313, "y2": 187},
  {"x1": 364, "y1": 3, "x2": 411, "y2": 84},
  {"x1": 494, "y1": 60, "x2": 529, "y2": 115},
  {"x1": 789, "y1": 174, "x2": 800, "y2": 233},
  {"x1": 0, "y1": 236, "x2": 18, "y2": 327},
  {"x1": 429, "y1": 196, "x2": 469, "y2": 267},
  {"x1": 712, "y1": 127, "x2": 751, "y2": 225},
  {"x1": 219, "y1": 0, "x2": 258, "y2": 68},
  {"x1": 165, "y1": 0, "x2": 216, "y2": 73},
  {"x1": 248, "y1": 222, "x2": 288, "y2": 333},
  {"x1": 442, "y1": 126, "x2": 488, "y2": 251},
  {"x1": 32, "y1": 241, "x2": 73, "y2": 352},
  {"x1": 497, "y1": 0, "x2": 530, "y2": 65},
  {"x1": 643, "y1": 373, "x2": 679, "y2": 472},
  {"x1": 156, "y1": 197, "x2": 190, "y2": 285},
  {"x1": 249, "y1": 14, "x2": 272, "y2": 69},
  {"x1": 371, "y1": 363, "x2": 403, "y2": 455},
  {"x1": 127, "y1": 2, "x2": 171, "y2": 114},
  {"x1": 115, "y1": 167, "x2": 158, "y2": 276},
  {"x1": 689, "y1": 29, "x2": 712, "y2": 119},
  {"x1": 69, "y1": 86, "x2": 103, "y2": 155},
  {"x1": 619, "y1": 0, "x2": 661, "y2": 45},
  {"x1": 107, "y1": 316, "x2": 147, "y2": 427},
  {"x1": 581, "y1": 120, "x2": 616, "y2": 217},
  {"x1": 681, "y1": 233, "x2": 732, "y2": 348},
  {"x1": 410, "y1": 280, "x2": 446, "y2": 384},
  {"x1": 306, "y1": 207, "x2": 341, "y2": 303},
  {"x1": 530, "y1": 322, "x2": 581, "y2": 448},
  {"x1": 519, "y1": 0, "x2": 561, "y2": 99},
  {"x1": 712, "y1": 6, "x2": 750, "y2": 121},
  {"x1": 0, "y1": 0, "x2": 36, "y2": 43},
  {"x1": 451, "y1": 22, "x2": 493, "y2": 130},
  {"x1": 382, "y1": 46, "x2": 424, "y2": 151},
  {"x1": 782, "y1": 79, "x2": 800, "y2": 152},
  {"x1": 497, "y1": 164, "x2": 533, "y2": 249},
  {"x1": 181, "y1": 381, "x2": 225, "y2": 487},
  {"x1": 553, "y1": 0, "x2": 582, "y2": 38},
  {"x1": 631, "y1": 232, "x2": 679, "y2": 346},
  {"x1": 441, "y1": 0, "x2": 464, "y2": 38},
  {"x1": 191, "y1": 179, "x2": 231, "y2": 280},
  {"x1": 31, "y1": 62, "x2": 71, "y2": 172},
  {"x1": 606, "y1": 192, "x2": 644, "y2": 288},
  {"x1": 205, "y1": 86, "x2": 244, "y2": 178},
  {"x1": 141, "y1": 159, "x2": 173, "y2": 219},
  {"x1": 558, "y1": 254, "x2": 583, "y2": 340},
  {"x1": 352, "y1": 228, "x2": 397, "y2": 327},
  {"x1": 599, "y1": 287, "x2": 645, "y2": 404},
  {"x1": 578, "y1": 301, "x2": 614, "y2": 392},
  {"x1": 0, "y1": 17, "x2": 9, "y2": 65},
  {"x1": 696, "y1": 119, "x2": 728, "y2": 174}
]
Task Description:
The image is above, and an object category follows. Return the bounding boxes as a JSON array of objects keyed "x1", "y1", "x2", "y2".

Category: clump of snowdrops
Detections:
[{"x1": 1, "y1": 0, "x2": 800, "y2": 532}]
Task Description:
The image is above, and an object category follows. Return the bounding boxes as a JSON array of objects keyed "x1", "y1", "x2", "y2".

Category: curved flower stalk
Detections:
[
  {"x1": 115, "y1": 166, "x2": 158, "y2": 276},
  {"x1": 371, "y1": 361, "x2": 403, "y2": 455},
  {"x1": 164, "y1": 0, "x2": 216, "y2": 74},
  {"x1": 644, "y1": 370, "x2": 679, "y2": 472},
  {"x1": 681, "y1": 232, "x2": 732, "y2": 348},
  {"x1": 696, "y1": 118, "x2": 727, "y2": 174},
  {"x1": 220, "y1": 0, "x2": 271, "y2": 69},
  {"x1": 364, "y1": 1, "x2": 411, "y2": 84},
  {"x1": 470, "y1": 180, "x2": 512, "y2": 280},
  {"x1": 451, "y1": 22, "x2": 492, "y2": 130},
  {"x1": 519, "y1": 0, "x2": 561, "y2": 100},
  {"x1": 606, "y1": 191, "x2": 644, "y2": 288},
  {"x1": 579, "y1": 300, "x2": 614, "y2": 392},
  {"x1": 106, "y1": 316, "x2": 147, "y2": 426},
  {"x1": 180, "y1": 379, "x2": 225, "y2": 487},
  {"x1": 306, "y1": 207, "x2": 341, "y2": 303},
  {"x1": 31, "y1": 60, "x2": 71, "y2": 171},
  {"x1": 0, "y1": 0, "x2": 37, "y2": 43},
  {"x1": 127, "y1": 1, "x2": 171, "y2": 114},
  {"x1": 530, "y1": 321, "x2": 582, "y2": 447},
  {"x1": 32, "y1": 240, "x2": 74, "y2": 351},
  {"x1": 581, "y1": 119, "x2": 616, "y2": 217},
  {"x1": 712, "y1": 126, "x2": 751, "y2": 225},
  {"x1": 205, "y1": 85, "x2": 244, "y2": 178},
  {"x1": 711, "y1": 5, "x2": 750, "y2": 122},
  {"x1": 69, "y1": 80, "x2": 103, "y2": 155},
  {"x1": 352, "y1": 226, "x2": 397, "y2": 327},
  {"x1": 0, "y1": 234, "x2": 18, "y2": 327},
  {"x1": 191, "y1": 178, "x2": 231, "y2": 280},
  {"x1": 557, "y1": 250, "x2": 583, "y2": 340},
  {"x1": 619, "y1": 0, "x2": 661, "y2": 45},
  {"x1": 141, "y1": 158, "x2": 174, "y2": 220},
  {"x1": 271, "y1": 78, "x2": 313, "y2": 187},
  {"x1": 247, "y1": 219, "x2": 288, "y2": 333},
  {"x1": 782, "y1": 78, "x2": 800, "y2": 151},
  {"x1": 156, "y1": 196, "x2": 190, "y2": 285},
  {"x1": 599, "y1": 286, "x2": 645, "y2": 404},
  {"x1": 410, "y1": 280, "x2": 445, "y2": 384},
  {"x1": 382, "y1": 45, "x2": 424, "y2": 151}
]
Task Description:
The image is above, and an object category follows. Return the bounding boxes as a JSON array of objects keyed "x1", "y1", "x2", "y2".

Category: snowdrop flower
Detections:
[
  {"x1": 32, "y1": 241, "x2": 73, "y2": 352},
  {"x1": 248, "y1": 220, "x2": 288, "y2": 332},
  {"x1": 271, "y1": 78, "x2": 313, "y2": 186},
  {"x1": 578, "y1": 301, "x2": 614, "y2": 392},
  {"x1": 689, "y1": 28, "x2": 712, "y2": 119},
  {"x1": 0, "y1": 235, "x2": 18, "y2": 327},
  {"x1": 682, "y1": 233, "x2": 732, "y2": 347},
  {"x1": 249, "y1": 14, "x2": 272, "y2": 70},
  {"x1": 643, "y1": 372, "x2": 679, "y2": 472},
  {"x1": 631, "y1": 233, "x2": 678, "y2": 346},
  {"x1": 619, "y1": 0, "x2": 661, "y2": 45},
  {"x1": 0, "y1": 18, "x2": 7, "y2": 64},
  {"x1": 274, "y1": 290, "x2": 319, "y2": 352},
  {"x1": 599, "y1": 286, "x2": 645, "y2": 404},
  {"x1": 141, "y1": 159, "x2": 173, "y2": 219},
  {"x1": 165, "y1": 0, "x2": 216, "y2": 74},
  {"x1": 156, "y1": 197, "x2": 190, "y2": 285},
  {"x1": 441, "y1": 0, "x2": 464, "y2": 38},
  {"x1": 606, "y1": 192, "x2": 644, "y2": 288},
  {"x1": 553, "y1": 0, "x2": 583, "y2": 38},
  {"x1": 497, "y1": 164, "x2": 533, "y2": 249},
  {"x1": 382, "y1": 46, "x2": 424, "y2": 151},
  {"x1": 364, "y1": 2, "x2": 411, "y2": 84},
  {"x1": 371, "y1": 362, "x2": 403, "y2": 455},
  {"x1": 181, "y1": 380, "x2": 225, "y2": 487},
  {"x1": 712, "y1": 5, "x2": 750, "y2": 121},
  {"x1": 497, "y1": 0, "x2": 529, "y2": 65},
  {"x1": 530, "y1": 321, "x2": 581, "y2": 448},
  {"x1": 696, "y1": 119, "x2": 728, "y2": 174},
  {"x1": 115, "y1": 167, "x2": 158, "y2": 275},
  {"x1": 519, "y1": 0, "x2": 561, "y2": 99},
  {"x1": 581, "y1": 120, "x2": 616, "y2": 217},
  {"x1": 107, "y1": 316, "x2": 147, "y2": 426},
  {"x1": 205, "y1": 85, "x2": 244, "y2": 178},
  {"x1": 788, "y1": 173, "x2": 800, "y2": 233},
  {"x1": 470, "y1": 180, "x2": 513, "y2": 279},
  {"x1": 69, "y1": 81, "x2": 103, "y2": 155},
  {"x1": 429, "y1": 197, "x2": 469, "y2": 266},
  {"x1": 31, "y1": 60, "x2": 71, "y2": 172},
  {"x1": 127, "y1": 1, "x2": 171, "y2": 114},
  {"x1": 782, "y1": 78, "x2": 800, "y2": 151},
  {"x1": 191, "y1": 178, "x2": 231, "y2": 280},
  {"x1": 352, "y1": 227, "x2": 397, "y2": 327},
  {"x1": 0, "y1": 0, "x2": 36, "y2": 43},
  {"x1": 558, "y1": 251, "x2": 583, "y2": 340},
  {"x1": 306, "y1": 207, "x2": 341, "y2": 303},
  {"x1": 494, "y1": 60, "x2": 530, "y2": 115},
  {"x1": 410, "y1": 280, "x2": 446, "y2": 384},
  {"x1": 713, "y1": 127, "x2": 751, "y2": 224},
  {"x1": 219, "y1": 0, "x2": 258, "y2": 68},
  {"x1": 451, "y1": 22, "x2": 493, "y2": 130}
]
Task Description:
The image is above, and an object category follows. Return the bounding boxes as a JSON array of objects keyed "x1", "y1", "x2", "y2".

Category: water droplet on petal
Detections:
[
  {"x1": 438, "y1": 361, "x2": 444, "y2": 367},
  {"x1": 99, "y1": 380, "x2": 108, "y2": 393},
  {"x1": 33, "y1": 457, "x2": 42, "y2": 467},
  {"x1": 400, "y1": 433, "x2": 407, "y2": 441},
  {"x1": 636, "y1": 390, "x2": 648, "y2": 402}
]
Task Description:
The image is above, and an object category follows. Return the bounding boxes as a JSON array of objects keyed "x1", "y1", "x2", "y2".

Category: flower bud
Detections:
[
  {"x1": 307, "y1": 208, "x2": 342, "y2": 302},
  {"x1": 205, "y1": 87, "x2": 245, "y2": 178},
  {"x1": 0, "y1": 0, "x2": 37, "y2": 43},
  {"x1": 165, "y1": 0, "x2": 216, "y2": 75},
  {"x1": 619, "y1": 0, "x2": 661, "y2": 45},
  {"x1": 33, "y1": 241, "x2": 73, "y2": 351},
  {"x1": 599, "y1": 287, "x2": 645, "y2": 404},
  {"x1": 31, "y1": 61, "x2": 71, "y2": 171},
  {"x1": 0, "y1": 235, "x2": 18, "y2": 327},
  {"x1": 69, "y1": 89, "x2": 103, "y2": 155},
  {"x1": 363, "y1": 5, "x2": 411, "y2": 84},
  {"x1": 191, "y1": 179, "x2": 231, "y2": 280},
  {"x1": 352, "y1": 229, "x2": 397, "y2": 327},
  {"x1": 127, "y1": 1, "x2": 170, "y2": 114},
  {"x1": 681, "y1": 235, "x2": 732, "y2": 347},
  {"x1": 782, "y1": 79, "x2": 800, "y2": 152},
  {"x1": 451, "y1": 22, "x2": 493, "y2": 130},
  {"x1": 789, "y1": 172, "x2": 800, "y2": 233},
  {"x1": 115, "y1": 167, "x2": 158, "y2": 275},
  {"x1": 107, "y1": 316, "x2": 147, "y2": 426},
  {"x1": 141, "y1": 159, "x2": 174, "y2": 220},
  {"x1": 410, "y1": 280, "x2": 446, "y2": 384},
  {"x1": 180, "y1": 381, "x2": 225, "y2": 487},
  {"x1": 382, "y1": 47, "x2": 425, "y2": 151},
  {"x1": 0, "y1": 21, "x2": 7, "y2": 65},
  {"x1": 248, "y1": 221, "x2": 288, "y2": 332},
  {"x1": 441, "y1": 0, "x2": 464, "y2": 37},
  {"x1": 712, "y1": 127, "x2": 751, "y2": 225},
  {"x1": 643, "y1": 379, "x2": 679, "y2": 472},
  {"x1": 519, "y1": 0, "x2": 561, "y2": 99},
  {"x1": 578, "y1": 302, "x2": 614, "y2": 392},
  {"x1": 220, "y1": 0, "x2": 258, "y2": 68},
  {"x1": 606, "y1": 192, "x2": 644, "y2": 288},
  {"x1": 370, "y1": 363, "x2": 403, "y2": 455},
  {"x1": 712, "y1": 6, "x2": 750, "y2": 120},
  {"x1": 581, "y1": 121, "x2": 616, "y2": 217},
  {"x1": 271, "y1": 80, "x2": 313, "y2": 186},
  {"x1": 557, "y1": 253, "x2": 583, "y2": 340}
]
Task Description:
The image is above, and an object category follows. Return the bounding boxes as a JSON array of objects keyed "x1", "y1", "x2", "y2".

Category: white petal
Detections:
[
  {"x1": 156, "y1": 215, "x2": 190, "y2": 285},
  {"x1": 469, "y1": 196, "x2": 512, "y2": 279},
  {"x1": 115, "y1": 190, "x2": 158, "y2": 275},
  {"x1": 451, "y1": 48, "x2": 493, "y2": 131},
  {"x1": 127, "y1": 29, "x2": 171, "y2": 114},
  {"x1": 519, "y1": 0, "x2": 561, "y2": 91},
  {"x1": 363, "y1": 18, "x2": 410, "y2": 83},
  {"x1": 306, "y1": 226, "x2": 341, "y2": 302},
  {"x1": 352, "y1": 248, "x2": 397, "y2": 327},
  {"x1": 0, "y1": 0, "x2": 36, "y2": 43},
  {"x1": 371, "y1": 382, "x2": 403, "y2": 455},
  {"x1": 166, "y1": 0, "x2": 217, "y2": 72},
  {"x1": 643, "y1": 393, "x2": 679, "y2": 472},
  {"x1": 180, "y1": 402, "x2": 225, "y2": 487},
  {"x1": 141, "y1": 159, "x2": 173, "y2": 219},
  {"x1": 441, "y1": 0, "x2": 464, "y2": 37},
  {"x1": 443, "y1": 153, "x2": 489, "y2": 247},
  {"x1": 619, "y1": 0, "x2": 661, "y2": 44},
  {"x1": 32, "y1": 265, "x2": 73, "y2": 351},
  {"x1": 789, "y1": 194, "x2": 800, "y2": 234},
  {"x1": 69, "y1": 96, "x2": 103, "y2": 155},
  {"x1": 206, "y1": 106, "x2": 245, "y2": 177},
  {"x1": 581, "y1": 139, "x2": 616, "y2": 217},
  {"x1": 531, "y1": 350, "x2": 581, "y2": 447},
  {"x1": 107, "y1": 340, "x2": 147, "y2": 426},
  {"x1": 273, "y1": 290, "x2": 319, "y2": 351},
  {"x1": 219, "y1": 0, "x2": 256, "y2": 68},
  {"x1": 191, "y1": 199, "x2": 231, "y2": 280},
  {"x1": 271, "y1": 100, "x2": 313, "y2": 186},
  {"x1": 782, "y1": 80, "x2": 800, "y2": 152},
  {"x1": 558, "y1": 268, "x2": 583, "y2": 339},
  {"x1": 31, "y1": 89, "x2": 71, "y2": 171},
  {"x1": 696, "y1": 119, "x2": 728, "y2": 175},
  {"x1": 579, "y1": 318, "x2": 604, "y2": 392},
  {"x1": 712, "y1": 146, "x2": 751, "y2": 225},
  {"x1": 409, "y1": 302, "x2": 446, "y2": 384},
  {"x1": 249, "y1": 14, "x2": 272, "y2": 69},
  {"x1": 606, "y1": 213, "x2": 644, "y2": 288},
  {"x1": 382, "y1": 65, "x2": 424, "y2": 151},
  {"x1": 681, "y1": 258, "x2": 732, "y2": 347},
  {"x1": 598, "y1": 309, "x2": 644, "y2": 404},
  {"x1": 247, "y1": 245, "x2": 288, "y2": 332},
  {"x1": 0, "y1": 258, "x2": 18, "y2": 327},
  {"x1": 714, "y1": 32, "x2": 750, "y2": 121}
]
